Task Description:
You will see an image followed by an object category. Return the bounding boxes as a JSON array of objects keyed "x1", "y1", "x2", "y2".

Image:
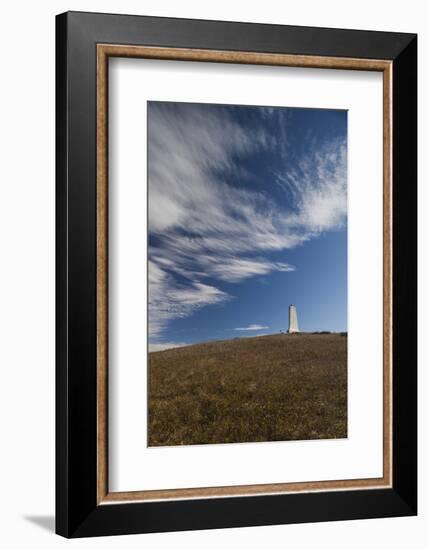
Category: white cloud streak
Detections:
[
  {"x1": 235, "y1": 324, "x2": 269, "y2": 331},
  {"x1": 274, "y1": 138, "x2": 347, "y2": 233},
  {"x1": 148, "y1": 102, "x2": 347, "y2": 343},
  {"x1": 149, "y1": 342, "x2": 188, "y2": 352},
  {"x1": 149, "y1": 259, "x2": 230, "y2": 338}
]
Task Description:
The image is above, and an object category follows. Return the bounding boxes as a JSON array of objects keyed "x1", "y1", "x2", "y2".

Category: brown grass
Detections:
[{"x1": 148, "y1": 333, "x2": 347, "y2": 446}]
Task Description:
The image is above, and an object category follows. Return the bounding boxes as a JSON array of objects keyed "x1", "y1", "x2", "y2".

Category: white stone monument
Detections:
[{"x1": 288, "y1": 304, "x2": 300, "y2": 333}]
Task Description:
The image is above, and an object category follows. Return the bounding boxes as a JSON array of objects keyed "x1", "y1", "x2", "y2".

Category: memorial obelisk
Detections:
[{"x1": 288, "y1": 304, "x2": 300, "y2": 333}]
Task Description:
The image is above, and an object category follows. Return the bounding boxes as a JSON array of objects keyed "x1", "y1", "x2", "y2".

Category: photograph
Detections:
[{"x1": 147, "y1": 101, "x2": 348, "y2": 446}]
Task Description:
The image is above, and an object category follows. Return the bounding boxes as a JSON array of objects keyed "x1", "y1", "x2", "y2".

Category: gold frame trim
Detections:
[{"x1": 96, "y1": 44, "x2": 393, "y2": 505}]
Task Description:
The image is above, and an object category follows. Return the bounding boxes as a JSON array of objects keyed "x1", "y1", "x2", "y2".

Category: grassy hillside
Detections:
[{"x1": 148, "y1": 333, "x2": 347, "y2": 446}]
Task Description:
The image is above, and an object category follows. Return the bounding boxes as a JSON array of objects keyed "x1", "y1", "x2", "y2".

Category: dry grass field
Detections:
[{"x1": 148, "y1": 333, "x2": 347, "y2": 446}]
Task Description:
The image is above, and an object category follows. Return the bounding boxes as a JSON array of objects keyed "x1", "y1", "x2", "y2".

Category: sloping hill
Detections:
[{"x1": 148, "y1": 333, "x2": 347, "y2": 446}]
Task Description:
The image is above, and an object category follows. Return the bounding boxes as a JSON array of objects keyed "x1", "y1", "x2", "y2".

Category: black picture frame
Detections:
[{"x1": 56, "y1": 11, "x2": 417, "y2": 538}]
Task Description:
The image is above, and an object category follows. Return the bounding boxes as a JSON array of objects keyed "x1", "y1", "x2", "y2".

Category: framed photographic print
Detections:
[{"x1": 56, "y1": 11, "x2": 417, "y2": 537}]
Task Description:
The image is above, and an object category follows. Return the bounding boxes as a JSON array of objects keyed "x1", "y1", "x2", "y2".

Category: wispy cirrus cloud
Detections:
[
  {"x1": 196, "y1": 256, "x2": 295, "y2": 283},
  {"x1": 274, "y1": 138, "x2": 347, "y2": 233},
  {"x1": 235, "y1": 324, "x2": 269, "y2": 331},
  {"x1": 148, "y1": 342, "x2": 188, "y2": 352},
  {"x1": 148, "y1": 259, "x2": 229, "y2": 339},
  {"x1": 148, "y1": 102, "x2": 347, "y2": 344}
]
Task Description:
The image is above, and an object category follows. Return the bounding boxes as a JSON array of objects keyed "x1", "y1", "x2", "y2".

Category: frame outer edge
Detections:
[
  {"x1": 55, "y1": 11, "x2": 70, "y2": 538},
  {"x1": 65, "y1": 11, "x2": 416, "y2": 60},
  {"x1": 55, "y1": 11, "x2": 418, "y2": 537},
  {"x1": 392, "y1": 35, "x2": 418, "y2": 513}
]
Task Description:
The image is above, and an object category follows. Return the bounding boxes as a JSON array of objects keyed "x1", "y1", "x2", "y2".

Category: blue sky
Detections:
[{"x1": 148, "y1": 101, "x2": 347, "y2": 351}]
